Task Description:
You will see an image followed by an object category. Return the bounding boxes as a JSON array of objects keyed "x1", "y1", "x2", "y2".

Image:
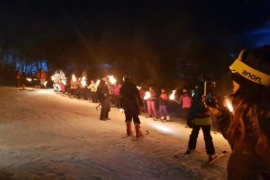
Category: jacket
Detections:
[
  {"x1": 159, "y1": 92, "x2": 168, "y2": 106},
  {"x1": 187, "y1": 95, "x2": 212, "y2": 126},
  {"x1": 97, "y1": 80, "x2": 109, "y2": 101}
]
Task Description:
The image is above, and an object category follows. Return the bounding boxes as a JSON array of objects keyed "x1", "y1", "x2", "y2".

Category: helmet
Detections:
[
  {"x1": 123, "y1": 75, "x2": 131, "y2": 82},
  {"x1": 230, "y1": 45, "x2": 270, "y2": 87}
]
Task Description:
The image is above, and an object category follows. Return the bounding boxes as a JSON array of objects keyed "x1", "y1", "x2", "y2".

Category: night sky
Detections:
[
  {"x1": 1, "y1": 1, "x2": 270, "y2": 38},
  {"x1": 1, "y1": 0, "x2": 270, "y2": 86}
]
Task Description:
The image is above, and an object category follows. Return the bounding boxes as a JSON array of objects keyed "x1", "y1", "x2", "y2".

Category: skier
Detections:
[
  {"x1": 159, "y1": 88, "x2": 170, "y2": 121},
  {"x1": 120, "y1": 76, "x2": 144, "y2": 137},
  {"x1": 184, "y1": 85, "x2": 218, "y2": 162},
  {"x1": 97, "y1": 76, "x2": 111, "y2": 120}
]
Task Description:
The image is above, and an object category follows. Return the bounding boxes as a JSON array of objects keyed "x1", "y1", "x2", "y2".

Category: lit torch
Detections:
[
  {"x1": 71, "y1": 74, "x2": 77, "y2": 82},
  {"x1": 26, "y1": 78, "x2": 32, "y2": 82},
  {"x1": 224, "y1": 97, "x2": 234, "y2": 113},
  {"x1": 61, "y1": 79, "x2": 66, "y2": 85},
  {"x1": 95, "y1": 79, "x2": 100, "y2": 87},
  {"x1": 43, "y1": 81, "x2": 48, "y2": 87},
  {"x1": 109, "y1": 75, "x2": 116, "y2": 84},
  {"x1": 144, "y1": 91, "x2": 151, "y2": 100},
  {"x1": 169, "y1": 90, "x2": 180, "y2": 103},
  {"x1": 81, "y1": 76, "x2": 87, "y2": 87}
]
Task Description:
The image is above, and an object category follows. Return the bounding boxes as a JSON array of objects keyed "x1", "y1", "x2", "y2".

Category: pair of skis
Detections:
[
  {"x1": 121, "y1": 130, "x2": 150, "y2": 141},
  {"x1": 174, "y1": 151, "x2": 227, "y2": 166}
]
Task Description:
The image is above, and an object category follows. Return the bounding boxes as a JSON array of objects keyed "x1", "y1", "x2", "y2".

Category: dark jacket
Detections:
[
  {"x1": 97, "y1": 80, "x2": 109, "y2": 101},
  {"x1": 187, "y1": 91, "x2": 211, "y2": 127},
  {"x1": 120, "y1": 81, "x2": 143, "y2": 109},
  {"x1": 159, "y1": 92, "x2": 168, "y2": 106}
]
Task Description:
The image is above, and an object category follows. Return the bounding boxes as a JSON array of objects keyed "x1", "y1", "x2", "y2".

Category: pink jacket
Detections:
[{"x1": 179, "y1": 94, "x2": 191, "y2": 108}]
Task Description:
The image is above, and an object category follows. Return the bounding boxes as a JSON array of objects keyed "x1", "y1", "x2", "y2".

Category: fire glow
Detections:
[
  {"x1": 225, "y1": 98, "x2": 234, "y2": 113},
  {"x1": 81, "y1": 76, "x2": 87, "y2": 87},
  {"x1": 72, "y1": 74, "x2": 77, "y2": 82},
  {"x1": 144, "y1": 91, "x2": 151, "y2": 100},
  {"x1": 169, "y1": 90, "x2": 176, "y2": 100},
  {"x1": 108, "y1": 75, "x2": 116, "y2": 84}
]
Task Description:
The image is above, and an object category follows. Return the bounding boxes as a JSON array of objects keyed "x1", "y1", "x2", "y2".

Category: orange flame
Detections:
[
  {"x1": 169, "y1": 90, "x2": 176, "y2": 100},
  {"x1": 109, "y1": 75, "x2": 116, "y2": 84},
  {"x1": 144, "y1": 91, "x2": 151, "y2": 100},
  {"x1": 225, "y1": 98, "x2": 234, "y2": 113},
  {"x1": 72, "y1": 74, "x2": 77, "y2": 82},
  {"x1": 81, "y1": 76, "x2": 86, "y2": 87}
]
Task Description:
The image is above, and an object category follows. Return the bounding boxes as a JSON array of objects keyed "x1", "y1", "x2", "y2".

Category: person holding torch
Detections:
[
  {"x1": 144, "y1": 86, "x2": 158, "y2": 119},
  {"x1": 208, "y1": 45, "x2": 270, "y2": 179}
]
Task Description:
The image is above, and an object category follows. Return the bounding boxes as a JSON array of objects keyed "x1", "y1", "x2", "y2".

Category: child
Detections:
[{"x1": 159, "y1": 89, "x2": 170, "y2": 121}]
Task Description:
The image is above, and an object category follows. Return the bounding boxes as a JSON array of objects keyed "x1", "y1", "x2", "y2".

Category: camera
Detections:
[{"x1": 204, "y1": 81, "x2": 216, "y2": 107}]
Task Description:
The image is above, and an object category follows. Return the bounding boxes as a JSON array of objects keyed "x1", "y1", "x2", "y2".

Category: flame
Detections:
[
  {"x1": 109, "y1": 75, "x2": 116, "y2": 84},
  {"x1": 137, "y1": 86, "x2": 142, "y2": 90},
  {"x1": 144, "y1": 91, "x2": 151, "y2": 100},
  {"x1": 81, "y1": 76, "x2": 87, "y2": 87},
  {"x1": 43, "y1": 81, "x2": 48, "y2": 87},
  {"x1": 61, "y1": 79, "x2": 66, "y2": 85},
  {"x1": 95, "y1": 79, "x2": 100, "y2": 87},
  {"x1": 26, "y1": 78, "x2": 32, "y2": 82},
  {"x1": 169, "y1": 90, "x2": 176, "y2": 100},
  {"x1": 225, "y1": 98, "x2": 234, "y2": 112},
  {"x1": 72, "y1": 74, "x2": 77, "y2": 82}
]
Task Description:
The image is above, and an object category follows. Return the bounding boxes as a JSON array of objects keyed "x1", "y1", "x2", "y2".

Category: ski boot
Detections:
[
  {"x1": 126, "y1": 122, "x2": 133, "y2": 136},
  {"x1": 135, "y1": 124, "x2": 143, "y2": 137}
]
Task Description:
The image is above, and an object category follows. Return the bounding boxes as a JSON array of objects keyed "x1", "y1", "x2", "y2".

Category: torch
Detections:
[
  {"x1": 224, "y1": 96, "x2": 234, "y2": 113},
  {"x1": 72, "y1": 74, "x2": 77, "y2": 82},
  {"x1": 95, "y1": 79, "x2": 100, "y2": 87},
  {"x1": 108, "y1": 75, "x2": 116, "y2": 84},
  {"x1": 144, "y1": 91, "x2": 151, "y2": 100},
  {"x1": 81, "y1": 76, "x2": 87, "y2": 87},
  {"x1": 169, "y1": 90, "x2": 180, "y2": 103}
]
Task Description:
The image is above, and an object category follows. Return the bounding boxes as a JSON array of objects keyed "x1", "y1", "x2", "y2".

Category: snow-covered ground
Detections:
[{"x1": 0, "y1": 86, "x2": 231, "y2": 179}]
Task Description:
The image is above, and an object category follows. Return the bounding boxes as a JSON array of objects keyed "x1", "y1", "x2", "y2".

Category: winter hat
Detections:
[
  {"x1": 123, "y1": 75, "x2": 131, "y2": 82},
  {"x1": 229, "y1": 45, "x2": 270, "y2": 88}
]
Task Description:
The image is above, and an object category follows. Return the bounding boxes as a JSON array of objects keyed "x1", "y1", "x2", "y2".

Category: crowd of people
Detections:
[{"x1": 15, "y1": 45, "x2": 270, "y2": 179}]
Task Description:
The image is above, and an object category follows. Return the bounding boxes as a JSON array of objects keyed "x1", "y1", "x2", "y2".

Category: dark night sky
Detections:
[{"x1": 1, "y1": 0, "x2": 270, "y2": 41}]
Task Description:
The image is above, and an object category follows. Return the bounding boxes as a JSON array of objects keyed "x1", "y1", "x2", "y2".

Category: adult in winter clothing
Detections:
[
  {"x1": 36, "y1": 69, "x2": 47, "y2": 87},
  {"x1": 88, "y1": 80, "x2": 98, "y2": 103},
  {"x1": 70, "y1": 74, "x2": 79, "y2": 97},
  {"x1": 112, "y1": 83, "x2": 122, "y2": 108},
  {"x1": 97, "y1": 76, "x2": 111, "y2": 120},
  {"x1": 185, "y1": 86, "x2": 217, "y2": 162},
  {"x1": 120, "y1": 76, "x2": 144, "y2": 137},
  {"x1": 210, "y1": 45, "x2": 270, "y2": 179},
  {"x1": 159, "y1": 89, "x2": 170, "y2": 121}
]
